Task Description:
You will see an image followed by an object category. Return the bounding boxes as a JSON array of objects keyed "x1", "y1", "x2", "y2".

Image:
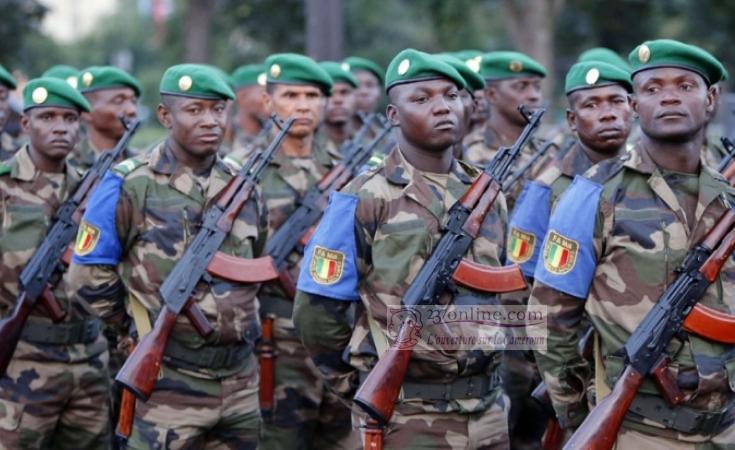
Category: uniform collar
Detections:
[
  {"x1": 9, "y1": 144, "x2": 80, "y2": 187},
  {"x1": 558, "y1": 141, "x2": 595, "y2": 179}
]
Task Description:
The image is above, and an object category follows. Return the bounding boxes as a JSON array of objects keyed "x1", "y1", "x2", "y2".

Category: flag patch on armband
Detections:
[
  {"x1": 508, "y1": 227, "x2": 536, "y2": 264},
  {"x1": 543, "y1": 231, "x2": 578, "y2": 274},
  {"x1": 310, "y1": 246, "x2": 345, "y2": 284},
  {"x1": 75, "y1": 221, "x2": 101, "y2": 256}
]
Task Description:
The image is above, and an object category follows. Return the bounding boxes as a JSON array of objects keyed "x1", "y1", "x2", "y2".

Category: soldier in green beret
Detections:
[
  {"x1": 445, "y1": 50, "x2": 490, "y2": 139},
  {"x1": 294, "y1": 48, "x2": 511, "y2": 449},
  {"x1": 0, "y1": 77, "x2": 111, "y2": 449},
  {"x1": 230, "y1": 64, "x2": 270, "y2": 154},
  {"x1": 343, "y1": 56, "x2": 384, "y2": 117},
  {"x1": 68, "y1": 63, "x2": 265, "y2": 449},
  {"x1": 70, "y1": 66, "x2": 141, "y2": 172},
  {"x1": 531, "y1": 38, "x2": 735, "y2": 448},
  {"x1": 319, "y1": 61, "x2": 360, "y2": 151},
  {"x1": 577, "y1": 47, "x2": 631, "y2": 72},
  {"x1": 41, "y1": 64, "x2": 80, "y2": 89},
  {"x1": 0, "y1": 64, "x2": 18, "y2": 161}
]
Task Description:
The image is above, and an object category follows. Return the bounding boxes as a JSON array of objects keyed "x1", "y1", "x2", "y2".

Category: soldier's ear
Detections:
[
  {"x1": 484, "y1": 86, "x2": 498, "y2": 105},
  {"x1": 262, "y1": 91, "x2": 273, "y2": 114},
  {"x1": 629, "y1": 94, "x2": 639, "y2": 117},
  {"x1": 705, "y1": 85, "x2": 717, "y2": 115},
  {"x1": 157, "y1": 103, "x2": 172, "y2": 129},
  {"x1": 386, "y1": 103, "x2": 399, "y2": 127},
  {"x1": 20, "y1": 114, "x2": 30, "y2": 134},
  {"x1": 566, "y1": 108, "x2": 577, "y2": 133}
]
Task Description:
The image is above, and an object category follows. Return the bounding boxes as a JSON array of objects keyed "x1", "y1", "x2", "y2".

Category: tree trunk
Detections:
[
  {"x1": 305, "y1": 0, "x2": 344, "y2": 60},
  {"x1": 184, "y1": 0, "x2": 212, "y2": 63}
]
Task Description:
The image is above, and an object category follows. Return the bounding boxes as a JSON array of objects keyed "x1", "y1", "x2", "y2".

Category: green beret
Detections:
[
  {"x1": 159, "y1": 64, "x2": 235, "y2": 100},
  {"x1": 0, "y1": 64, "x2": 17, "y2": 89},
  {"x1": 385, "y1": 48, "x2": 466, "y2": 93},
  {"x1": 265, "y1": 53, "x2": 333, "y2": 96},
  {"x1": 231, "y1": 64, "x2": 266, "y2": 89},
  {"x1": 41, "y1": 65, "x2": 80, "y2": 89},
  {"x1": 435, "y1": 54, "x2": 486, "y2": 92},
  {"x1": 628, "y1": 39, "x2": 727, "y2": 85},
  {"x1": 444, "y1": 50, "x2": 483, "y2": 74},
  {"x1": 204, "y1": 65, "x2": 235, "y2": 89},
  {"x1": 479, "y1": 51, "x2": 547, "y2": 80},
  {"x1": 578, "y1": 47, "x2": 630, "y2": 71},
  {"x1": 23, "y1": 77, "x2": 91, "y2": 112},
  {"x1": 78, "y1": 66, "x2": 142, "y2": 97},
  {"x1": 320, "y1": 61, "x2": 359, "y2": 89},
  {"x1": 342, "y1": 56, "x2": 384, "y2": 85},
  {"x1": 565, "y1": 61, "x2": 632, "y2": 94}
]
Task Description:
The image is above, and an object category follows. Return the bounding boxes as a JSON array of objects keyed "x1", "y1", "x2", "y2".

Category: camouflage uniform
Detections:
[
  {"x1": 294, "y1": 146, "x2": 512, "y2": 450},
  {"x1": 230, "y1": 129, "x2": 360, "y2": 450},
  {"x1": 531, "y1": 143, "x2": 735, "y2": 446},
  {"x1": 702, "y1": 137, "x2": 727, "y2": 171},
  {"x1": 67, "y1": 142, "x2": 267, "y2": 449},
  {"x1": 0, "y1": 145, "x2": 110, "y2": 449},
  {"x1": 0, "y1": 131, "x2": 19, "y2": 161},
  {"x1": 66, "y1": 134, "x2": 137, "y2": 173}
]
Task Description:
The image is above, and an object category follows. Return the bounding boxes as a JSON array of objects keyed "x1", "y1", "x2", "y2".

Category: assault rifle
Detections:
[
  {"x1": 502, "y1": 138, "x2": 561, "y2": 192},
  {"x1": 0, "y1": 117, "x2": 141, "y2": 376},
  {"x1": 353, "y1": 106, "x2": 545, "y2": 449},
  {"x1": 115, "y1": 117, "x2": 293, "y2": 401}
]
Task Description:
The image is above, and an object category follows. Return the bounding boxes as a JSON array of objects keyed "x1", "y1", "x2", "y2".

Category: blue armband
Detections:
[
  {"x1": 72, "y1": 171, "x2": 124, "y2": 266},
  {"x1": 506, "y1": 181, "x2": 552, "y2": 277}
]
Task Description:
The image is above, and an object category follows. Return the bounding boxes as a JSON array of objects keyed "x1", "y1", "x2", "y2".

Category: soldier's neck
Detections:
[
  {"x1": 238, "y1": 113, "x2": 263, "y2": 137},
  {"x1": 281, "y1": 133, "x2": 314, "y2": 157},
  {"x1": 28, "y1": 145, "x2": 65, "y2": 173},
  {"x1": 398, "y1": 135, "x2": 452, "y2": 174},
  {"x1": 487, "y1": 113, "x2": 523, "y2": 148},
  {"x1": 579, "y1": 140, "x2": 623, "y2": 164},
  {"x1": 325, "y1": 121, "x2": 353, "y2": 147},
  {"x1": 166, "y1": 138, "x2": 216, "y2": 172},
  {"x1": 88, "y1": 127, "x2": 120, "y2": 153},
  {"x1": 641, "y1": 134, "x2": 701, "y2": 174}
]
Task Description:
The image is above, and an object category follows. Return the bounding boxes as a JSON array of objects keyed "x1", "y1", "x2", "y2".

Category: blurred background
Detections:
[{"x1": 3, "y1": 0, "x2": 735, "y2": 146}]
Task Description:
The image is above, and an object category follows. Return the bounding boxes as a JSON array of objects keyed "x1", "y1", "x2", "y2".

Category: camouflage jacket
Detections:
[
  {"x1": 702, "y1": 136, "x2": 727, "y2": 170},
  {"x1": 0, "y1": 145, "x2": 82, "y2": 319},
  {"x1": 530, "y1": 143, "x2": 735, "y2": 432},
  {"x1": 67, "y1": 142, "x2": 268, "y2": 378},
  {"x1": 294, "y1": 146, "x2": 509, "y2": 414},
  {"x1": 0, "y1": 132, "x2": 20, "y2": 161},
  {"x1": 66, "y1": 134, "x2": 137, "y2": 173}
]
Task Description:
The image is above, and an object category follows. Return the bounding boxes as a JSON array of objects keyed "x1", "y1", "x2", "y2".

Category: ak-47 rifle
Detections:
[
  {"x1": 717, "y1": 137, "x2": 735, "y2": 173},
  {"x1": 353, "y1": 105, "x2": 545, "y2": 449},
  {"x1": 564, "y1": 157, "x2": 735, "y2": 450},
  {"x1": 264, "y1": 114, "x2": 392, "y2": 297},
  {"x1": 115, "y1": 117, "x2": 294, "y2": 401},
  {"x1": 502, "y1": 138, "x2": 559, "y2": 192},
  {"x1": 0, "y1": 117, "x2": 141, "y2": 377}
]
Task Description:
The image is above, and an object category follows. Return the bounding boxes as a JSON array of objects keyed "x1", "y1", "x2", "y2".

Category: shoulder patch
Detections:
[
  {"x1": 0, "y1": 163, "x2": 10, "y2": 176},
  {"x1": 112, "y1": 157, "x2": 146, "y2": 177},
  {"x1": 534, "y1": 175, "x2": 602, "y2": 299},
  {"x1": 507, "y1": 182, "x2": 552, "y2": 277}
]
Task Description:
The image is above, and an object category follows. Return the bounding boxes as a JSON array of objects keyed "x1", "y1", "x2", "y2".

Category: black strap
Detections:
[
  {"x1": 21, "y1": 319, "x2": 101, "y2": 345},
  {"x1": 163, "y1": 339, "x2": 254, "y2": 371},
  {"x1": 259, "y1": 294, "x2": 294, "y2": 319},
  {"x1": 627, "y1": 393, "x2": 735, "y2": 435},
  {"x1": 359, "y1": 371, "x2": 501, "y2": 401}
]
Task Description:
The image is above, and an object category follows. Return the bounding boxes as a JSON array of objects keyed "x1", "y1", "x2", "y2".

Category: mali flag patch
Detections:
[
  {"x1": 543, "y1": 230, "x2": 578, "y2": 274},
  {"x1": 310, "y1": 246, "x2": 345, "y2": 285},
  {"x1": 75, "y1": 221, "x2": 101, "y2": 256},
  {"x1": 508, "y1": 227, "x2": 536, "y2": 264}
]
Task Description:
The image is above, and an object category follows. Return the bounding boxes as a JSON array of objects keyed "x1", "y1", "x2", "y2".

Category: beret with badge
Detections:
[
  {"x1": 342, "y1": 56, "x2": 385, "y2": 85},
  {"x1": 23, "y1": 77, "x2": 91, "y2": 112},
  {"x1": 578, "y1": 47, "x2": 631, "y2": 72},
  {"x1": 78, "y1": 66, "x2": 142, "y2": 97},
  {"x1": 265, "y1": 53, "x2": 333, "y2": 96},
  {"x1": 565, "y1": 60, "x2": 632, "y2": 94},
  {"x1": 435, "y1": 54, "x2": 486, "y2": 93},
  {"x1": 0, "y1": 64, "x2": 17, "y2": 89},
  {"x1": 319, "y1": 61, "x2": 359, "y2": 89},
  {"x1": 629, "y1": 39, "x2": 728, "y2": 85},
  {"x1": 160, "y1": 63, "x2": 235, "y2": 100},
  {"x1": 479, "y1": 51, "x2": 547, "y2": 80},
  {"x1": 385, "y1": 48, "x2": 466, "y2": 93},
  {"x1": 445, "y1": 50, "x2": 483, "y2": 75},
  {"x1": 231, "y1": 64, "x2": 266, "y2": 90},
  {"x1": 41, "y1": 65, "x2": 80, "y2": 89}
]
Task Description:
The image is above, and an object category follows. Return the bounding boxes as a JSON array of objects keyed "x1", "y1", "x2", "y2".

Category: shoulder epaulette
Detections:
[
  {"x1": 112, "y1": 157, "x2": 147, "y2": 177},
  {"x1": 584, "y1": 153, "x2": 628, "y2": 185}
]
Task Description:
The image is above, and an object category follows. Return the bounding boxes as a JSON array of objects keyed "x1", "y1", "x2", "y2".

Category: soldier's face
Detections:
[
  {"x1": 486, "y1": 76, "x2": 543, "y2": 126},
  {"x1": 354, "y1": 70, "x2": 381, "y2": 113},
  {"x1": 459, "y1": 90, "x2": 475, "y2": 136},
  {"x1": 265, "y1": 83, "x2": 323, "y2": 138},
  {"x1": 82, "y1": 87, "x2": 138, "y2": 140},
  {"x1": 325, "y1": 82, "x2": 357, "y2": 126},
  {"x1": 632, "y1": 67, "x2": 714, "y2": 142},
  {"x1": 567, "y1": 84, "x2": 632, "y2": 154},
  {"x1": 22, "y1": 106, "x2": 81, "y2": 161},
  {"x1": 158, "y1": 97, "x2": 228, "y2": 157},
  {"x1": 236, "y1": 85, "x2": 268, "y2": 121},
  {"x1": 387, "y1": 78, "x2": 464, "y2": 152},
  {"x1": 0, "y1": 85, "x2": 8, "y2": 131},
  {"x1": 471, "y1": 88, "x2": 489, "y2": 126}
]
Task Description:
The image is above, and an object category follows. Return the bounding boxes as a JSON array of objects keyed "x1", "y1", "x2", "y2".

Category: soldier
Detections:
[
  {"x1": 319, "y1": 61, "x2": 360, "y2": 150},
  {"x1": 41, "y1": 65, "x2": 80, "y2": 89},
  {"x1": 343, "y1": 56, "x2": 384, "y2": 117},
  {"x1": 0, "y1": 64, "x2": 18, "y2": 161},
  {"x1": 445, "y1": 50, "x2": 490, "y2": 140},
  {"x1": 67, "y1": 64, "x2": 265, "y2": 449},
  {"x1": 0, "y1": 77, "x2": 110, "y2": 449},
  {"x1": 294, "y1": 48, "x2": 511, "y2": 449},
  {"x1": 578, "y1": 47, "x2": 632, "y2": 71},
  {"x1": 230, "y1": 64, "x2": 269, "y2": 153},
  {"x1": 531, "y1": 39, "x2": 735, "y2": 447},
  {"x1": 71, "y1": 66, "x2": 141, "y2": 172}
]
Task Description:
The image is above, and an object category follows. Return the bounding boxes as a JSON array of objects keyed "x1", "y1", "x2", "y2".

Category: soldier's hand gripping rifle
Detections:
[
  {"x1": 0, "y1": 117, "x2": 141, "y2": 377},
  {"x1": 264, "y1": 114, "x2": 392, "y2": 297},
  {"x1": 115, "y1": 117, "x2": 294, "y2": 401},
  {"x1": 353, "y1": 106, "x2": 545, "y2": 447}
]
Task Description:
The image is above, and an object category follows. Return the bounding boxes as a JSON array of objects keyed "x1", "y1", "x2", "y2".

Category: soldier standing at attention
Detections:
[
  {"x1": 445, "y1": 50, "x2": 491, "y2": 145},
  {"x1": 70, "y1": 66, "x2": 141, "y2": 172},
  {"x1": 0, "y1": 78, "x2": 111, "y2": 449},
  {"x1": 343, "y1": 56, "x2": 384, "y2": 117},
  {"x1": 67, "y1": 64, "x2": 265, "y2": 449},
  {"x1": 0, "y1": 65, "x2": 18, "y2": 161},
  {"x1": 531, "y1": 39, "x2": 735, "y2": 448},
  {"x1": 294, "y1": 48, "x2": 511, "y2": 449},
  {"x1": 230, "y1": 63, "x2": 270, "y2": 153},
  {"x1": 41, "y1": 65, "x2": 80, "y2": 89},
  {"x1": 319, "y1": 61, "x2": 360, "y2": 149}
]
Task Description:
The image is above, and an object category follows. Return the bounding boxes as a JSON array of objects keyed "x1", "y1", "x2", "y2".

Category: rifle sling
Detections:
[
  {"x1": 20, "y1": 318, "x2": 101, "y2": 345},
  {"x1": 358, "y1": 370, "x2": 500, "y2": 401},
  {"x1": 129, "y1": 293, "x2": 152, "y2": 338}
]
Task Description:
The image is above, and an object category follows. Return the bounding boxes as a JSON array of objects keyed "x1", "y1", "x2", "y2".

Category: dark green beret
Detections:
[
  {"x1": 319, "y1": 61, "x2": 359, "y2": 89},
  {"x1": 231, "y1": 64, "x2": 266, "y2": 89},
  {"x1": 204, "y1": 65, "x2": 235, "y2": 89},
  {"x1": 41, "y1": 65, "x2": 80, "y2": 89},
  {"x1": 23, "y1": 77, "x2": 91, "y2": 112},
  {"x1": 444, "y1": 50, "x2": 483, "y2": 74},
  {"x1": 578, "y1": 47, "x2": 630, "y2": 71},
  {"x1": 565, "y1": 61, "x2": 632, "y2": 94},
  {"x1": 479, "y1": 51, "x2": 547, "y2": 80},
  {"x1": 0, "y1": 64, "x2": 17, "y2": 89},
  {"x1": 342, "y1": 56, "x2": 384, "y2": 85},
  {"x1": 78, "y1": 66, "x2": 142, "y2": 97},
  {"x1": 385, "y1": 48, "x2": 466, "y2": 93},
  {"x1": 628, "y1": 39, "x2": 727, "y2": 85},
  {"x1": 265, "y1": 53, "x2": 333, "y2": 96},
  {"x1": 435, "y1": 54, "x2": 486, "y2": 92},
  {"x1": 159, "y1": 64, "x2": 235, "y2": 100}
]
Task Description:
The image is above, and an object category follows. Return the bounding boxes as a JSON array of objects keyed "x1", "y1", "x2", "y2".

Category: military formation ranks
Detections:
[{"x1": 0, "y1": 36, "x2": 734, "y2": 450}]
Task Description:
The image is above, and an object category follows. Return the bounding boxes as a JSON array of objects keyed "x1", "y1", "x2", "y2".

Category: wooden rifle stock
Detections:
[
  {"x1": 115, "y1": 343, "x2": 137, "y2": 444},
  {"x1": 452, "y1": 260, "x2": 527, "y2": 293},
  {"x1": 463, "y1": 181, "x2": 502, "y2": 237},
  {"x1": 363, "y1": 418, "x2": 385, "y2": 450},
  {"x1": 258, "y1": 314, "x2": 276, "y2": 421}
]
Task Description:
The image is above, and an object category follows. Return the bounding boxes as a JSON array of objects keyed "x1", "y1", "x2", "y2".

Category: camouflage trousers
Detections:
[
  {"x1": 613, "y1": 423, "x2": 735, "y2": 450},
  {"x1": 353, "y1": 391, "x2": 511, "y2": 450},
  {"x1": 0, "y1": 335, "x2": 110, "y2": 450},
  {"x1": 260, "y1": 318, "x2": 360, "y2": 450},
  {"x1": 500, "y1": 350, "x2": 548, "y2": 449},
  {"x1": 126, "y1": 354, "x2": 261, "y2": 450}
]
